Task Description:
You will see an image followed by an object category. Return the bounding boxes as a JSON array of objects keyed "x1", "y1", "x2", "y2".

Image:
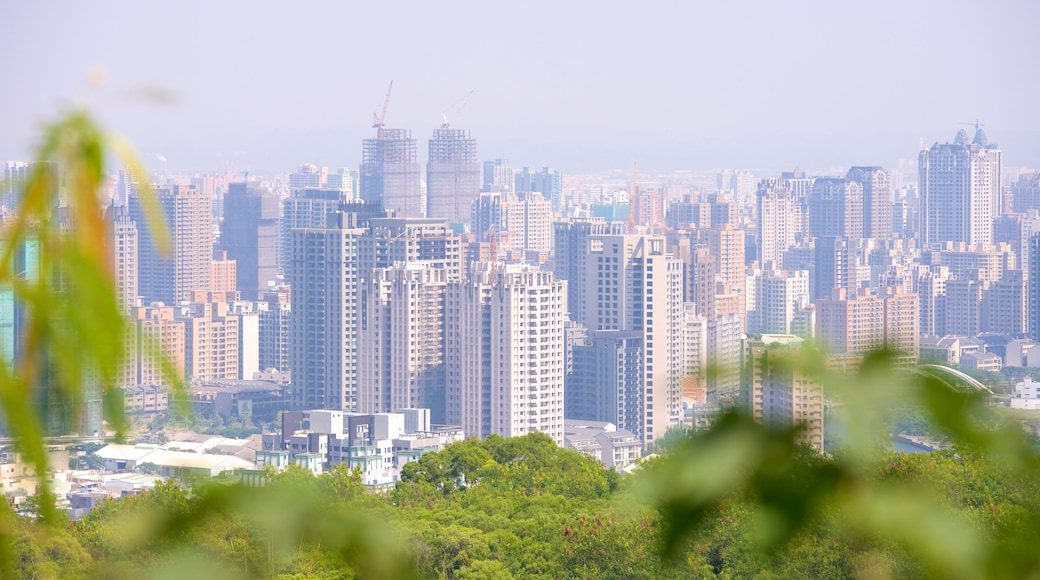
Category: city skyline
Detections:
[{"x1": 2, "y1": 1, "x2": 1038, "y2": 174}]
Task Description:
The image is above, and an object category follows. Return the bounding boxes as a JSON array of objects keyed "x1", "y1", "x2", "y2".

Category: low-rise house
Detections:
[
  {"x1": 1011, "y1": 377, "x2": 1040, "y2": 410},
  {"x1": 563, "y1": 420, "x2": 642, "y2": 471}
]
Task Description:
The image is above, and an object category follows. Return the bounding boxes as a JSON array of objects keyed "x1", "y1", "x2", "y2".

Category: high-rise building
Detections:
[
  {"x1": 220, "y1": 182, "x2": 279, "y2": 299},
  {"x1": 290, "y1": 213, "x2": 365, "y2": 411},
  {"x1": 502, "y1": 192, "x2": 552, "y2": 253},
  {"x1": 2, "y1": 161, "x2": 28, "y2": 211},
  {"x1": 482, "y1": 159, "x2": 514, "y2": 193},
  {"x1": 847, "y1": 167, "x2": 893, "y2": 239},
  {"x1": 749, "y1": 269, "x2": 810, "y2": 335},
  {"x1": 920, "y1": 128, "x2": 1002, "y2": 245},
  {"x1": 177, "y1": 297, "x2": 240, "y2": 381},
  {"x1": 515, "y1": 167, "x2": 563, "y2": 215},
  {"x1": 446, "y1": 263, "x2": 566, "y2": 444},
  {"x1": 289, "y1": 164, "x2": 328, "y2": 192},
  {"x1": 552, "y1": 218, "x2": 621, "y2": 318},
  {"x1": 1030, "y1": 233, "x2": 1040, "y2": 341},
  {"x1": 280, "y1": 188, "x2": 347, "y2": 276},
  {"x1": 815, "y1": 287, "x2": 919, "y2": 363},
  {"x1": 579, "y1": 235, "x2": 684, "y2": 443},
  {"x1": 743, "y1": 335, "x2": 824, "y2": 451},
  {"x1": 881, "y1": 286, "x2": 920, "y2": 365},
  {"x1": 982, "y1": 270, "x2": 1026, "y2": 336},
  {"x1": 567, "y1": 329, "x2": 644, "y2": 435},
  {"x1": 258, "y1": 288, "x2": 291, "y2": 374},
  {"x1": 359, "y1": 217, "x2": 465, "y2": 283},
  {"x1": 757, "y1": 179, "x2": 800, "y2": 269},
  {"x1": 426, "y1": 126, "x2": 480, "y2": 223},
  {"x1": 105, "y1": 203, "x2": 138, "y2": 312},
  {"x1": 130, "y1": 303, "x2": 186, "y2": 387},
  {"x1": 813, "y1": 236, "x2": 852, "y2": 302},
  {"x1": 359, "y1": 262, "x2": 447, "y2": 422},
  {"x1": 361, "y1": 129, "x2": 422, "y2": 217},
  {"x1": 808, "y1": 177, "x2": 863, "y2": 239},
  {"x1": 706, "y1": 224, "x2": 746, "y2": 300},
  {"x1": 471, "y1": 191, "x2": 504, "y2": 241},
  {"x1": 131, "y1": 184, "x2": 212, "y2": 305},
  {"x1": 209, "y1": 250, "x2": 237, "y2": 293}
]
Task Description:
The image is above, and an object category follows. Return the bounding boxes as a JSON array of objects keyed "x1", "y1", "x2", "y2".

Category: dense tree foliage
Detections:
[{"x1": 5, "y1": 428, "x2": 1039, "y2": 579}]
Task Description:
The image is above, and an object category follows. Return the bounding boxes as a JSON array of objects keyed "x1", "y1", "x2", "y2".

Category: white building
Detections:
[
  {"x1": 502, "y1": 191, "x2": 552, "y2": 253},
  {"x1": 920, "y1": 128, "x2": 1002, "y2": 245},
  {"x1": 749, "y1": 269, "x2": 810, "y2": 336},
  {"x1": 359, "y1": 262, "x2": 447, "y2": 421},
  {"x1": 446, "y1": 263, "x2": 567, "y2": 445},
  {"x1": 563, "y1": 420, "x2": 642, "y2": 471},
  {"x1": 756, "y1": 179, "x2": 800, "y2": 269},
  {"x1": 1011, "y1": 377, "x2": 1040, "y2": 410},
  {"x1": 580, "y1": 235, "x2": 684, "y2": 444}
]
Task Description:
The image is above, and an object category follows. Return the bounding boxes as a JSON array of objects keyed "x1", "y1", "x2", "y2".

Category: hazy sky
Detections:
[{"x1": 3, "y1": 0, "x2": 1038, "y2": 174}]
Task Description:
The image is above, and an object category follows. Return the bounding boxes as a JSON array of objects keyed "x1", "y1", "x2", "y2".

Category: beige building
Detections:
[
  {"x1": 178, "y1": 299, "x2": 240, "y2": 381},
  {"x1": 131, "y1": 184, "x2": 213, "y2": 305},
  {"x1": 210, "y1": 250, "x2": 237, "y2": 293},
  {"x1": 743, "y1": 335, "x2": 824, "y2": 451},
  {"x1": 815, "y1": 287, "x2": 919, "y2": 364},
  {"x1": 130, "y1": 303, "x2": 186, "y2": 387}
]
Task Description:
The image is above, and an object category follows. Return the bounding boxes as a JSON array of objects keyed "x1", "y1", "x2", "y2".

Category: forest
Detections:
[{"x1": 5, "y1": 410, "x2": 1039, "y2": 580}]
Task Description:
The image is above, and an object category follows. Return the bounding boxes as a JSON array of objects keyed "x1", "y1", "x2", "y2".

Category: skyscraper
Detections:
[
  {"x1": 361, "y1": 129, "x2": 422, "y2": 218},
  {"x1": 131, "y1": 184, "x2": 212, "y2": 305},
  {"x1": 105, "y1": 203, "x2": 138, "y2": 312},
  {"x1": 552, "y1": 218, "x2": 622, "y2": 318},
  {"x1": 919, "y1": 128, "x2": 1002, "y2": 245},
  {"x1": 446, "y1": 263, "x2": 566, "y2": 444},
  {"x1": 482, "y1": 159, "x2": 514, "y2": 193},
  {"x1": 359, "y1": 262, "x2": 447, "y2": 422},
  {"x1": 847, "y1": 166, "x2": 893, "y2": 239},
  {"x1": 359, "y1": 217, "x2": 466, "y2": 283},
  {"x1": 502, "y1": 192, "x2": 552, "y2": 253},
  {"x1": 580, "y1": 235, "x2": 684, "y2": 443},
  {"x1": 808, "y1": 178, "x2": 863, "y2": 239},
  {"x1": 515, "y1": 167, "x2": 563, "y2": 215},
  {"x1": 426, "y1": 126, "x2": 480, "y2": 223},
  {"x1": 220, "y1": 182, "x2": 279, "y2": 299},
  {"x1": 757, "y1": 179, "x2": 800, "y2": 269},
  {"x1": 290, "y1": 213, "x2": 365, "y2": 411}
]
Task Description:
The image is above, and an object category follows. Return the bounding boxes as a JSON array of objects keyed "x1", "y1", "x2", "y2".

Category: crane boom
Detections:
[{"x1": 372, "y1": 81, "x2": 394, "y2": 138}]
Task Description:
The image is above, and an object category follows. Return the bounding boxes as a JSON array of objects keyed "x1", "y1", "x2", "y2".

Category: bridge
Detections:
[{"x1": 907, "y1": 364, "x2": 994, "y2": 396}]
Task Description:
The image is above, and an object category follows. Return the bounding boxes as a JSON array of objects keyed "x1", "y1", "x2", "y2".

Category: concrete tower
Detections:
[
  {"x1": 361, "y1": 129, "x2": 422, "y2": 218},
  {"x1": 426, "y1": 126, "x2": 480, "y2": 223}
]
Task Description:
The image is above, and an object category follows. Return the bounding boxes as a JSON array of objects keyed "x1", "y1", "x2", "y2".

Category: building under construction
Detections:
[
  {"x1": 426, "y1": 126, "x2": 480, "y2": 223},
  {"x1": 360, "y1": 128, "x2": 422, "y2": 218}
]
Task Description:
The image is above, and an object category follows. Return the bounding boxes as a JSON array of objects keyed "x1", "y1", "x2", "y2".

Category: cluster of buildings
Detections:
[{"x1": 2, "y1": 119, "x2": 1038, "y2": 469}]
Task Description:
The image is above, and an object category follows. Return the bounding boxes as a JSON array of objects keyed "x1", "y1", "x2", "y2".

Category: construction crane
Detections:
[
  {"x1": 372, "y1": 81, "x2": 394, "y2": 139},
  {"x1": 441, "y1": 90, "x2": 475, "y2": 128}
]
